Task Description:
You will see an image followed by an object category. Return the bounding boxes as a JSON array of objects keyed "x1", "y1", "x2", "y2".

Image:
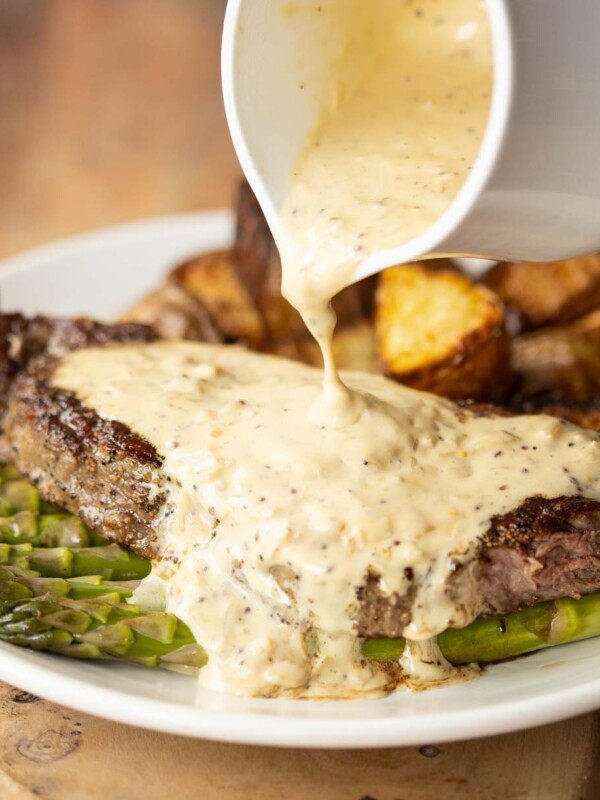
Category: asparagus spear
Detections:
[
  {"x1": 5, "y1": 557, "x2": 599, "y2": 668},
  {"x1": 362, "y1": 592, "x2": 600, "y2": 664},
  {"x1": 0, "y1": 565, "x2": 206, "y2": 670},
  {"x1": 0, "y1": 474, "x2": 129, "y2": 549},
  {"x1": 0, "y1": 468, "x2": 203, "y2": 669},
  {"x1": 0, "y1": 464, "x2": 23, "y2": 482},
  {"x1": 0, "y1": 510, "x2": 95, "y2": 548},
  {"x1": 0, "y1": 540, "x2": 150, "y2": 581},
  {"x1": 2, "y1": 464, "x2": 600, "y2": 672},
  {"x1": 0, "y1": 472, "x2": 150, "y2": 580},
  {"x1": 0, "y1": 474, "x2": 92, "y2": 548}
]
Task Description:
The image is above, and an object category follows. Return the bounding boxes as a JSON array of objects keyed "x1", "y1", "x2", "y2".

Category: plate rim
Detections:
[
  {"x1": 2, "y1": 640, "x2": 600, "y2": 748},
  {"x1": 0, "y1": 211, "x2": 229, "y2": 275},
  {"x1": 1, "y1": 212, "x2": 599, "y2": 748}
]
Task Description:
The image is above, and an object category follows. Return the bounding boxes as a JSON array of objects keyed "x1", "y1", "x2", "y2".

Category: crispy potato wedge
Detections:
[
  {"x1": 483, "y1": 254, "x2": 600, "y2": 329},
  {"x1": 376, "y1": 264, "x2": 510, "y2": 400},
  {"x1": 170, "y1": 250, "x2": 266, "y2": 348},
  {"x1": 512, "y1": 308, "x2": 600, "y2": 402},
  {"x1": 118, "y1": 283, "x2": 221, "y2": 343}
]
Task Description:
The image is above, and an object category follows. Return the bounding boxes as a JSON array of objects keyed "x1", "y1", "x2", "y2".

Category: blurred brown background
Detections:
[{"x1": 0, "y1": 0, "x2": 239, "y2": 259}]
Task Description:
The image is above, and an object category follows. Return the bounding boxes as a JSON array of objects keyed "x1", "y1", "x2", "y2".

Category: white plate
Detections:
[{"x1": 1, "y1": 212, "x2": 600, "y2": 748}]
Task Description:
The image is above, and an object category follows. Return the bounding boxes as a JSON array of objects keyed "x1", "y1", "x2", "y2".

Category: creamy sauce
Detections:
[
  {"x1": 46, "y1": 0, "x2": 595, "y2": 699},
  {"x1": 278, "y1": 0, "x2": 493, "y2": 404},
  {"x1": 52, "y1": 342, "x2": 600, "y2": 697}
]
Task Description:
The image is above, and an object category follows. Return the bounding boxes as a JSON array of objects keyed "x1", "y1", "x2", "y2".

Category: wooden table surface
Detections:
[{"x1": 0, "y1": 3, "x2": 598, "y2": 797}]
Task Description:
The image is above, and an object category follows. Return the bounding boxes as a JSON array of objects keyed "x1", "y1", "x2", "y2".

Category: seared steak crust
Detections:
[
  {"x1": 355, "y1": 495, "x2": 600, "y2": 638},
  {"x1": 3, "y1": 314, "x2": 600, "y2": 629},
  {"x1": 354, "y1": 571, "x2": 416, "y2": 640},
  {"x1": 470, "y1": 495, "x2": 600, "y2": 615},
  {"x1": 0, "y1": 314, "x2": 156, "y2": 418},
  {"x1": 6, "y1": 377, "x2": 165, "y2": 558},
  {"x1": 511, "y1": 396, "x2": 600, "y2": 432},
  {"x1": 1, "y1": 314, "x2": 164, "y2": 557},
  {"x1": 460, "y1": 396, "x2": 600, "y2": 432}
]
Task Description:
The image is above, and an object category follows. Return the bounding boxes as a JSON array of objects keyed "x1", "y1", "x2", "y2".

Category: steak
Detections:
[
  {"x1": 355, "y1": 496, "x2": 600, "y2": 637},
  {"x1": 2, "y1": 313, "x2": 600, "y2": 634},
  {"x1": 0, "y1": 314, "x2": 165, "y2": 558}
]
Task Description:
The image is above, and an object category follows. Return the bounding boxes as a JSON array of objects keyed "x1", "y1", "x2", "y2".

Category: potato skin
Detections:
[
  {"x1": 376, "y1": 265, "x2": 511, "y2": 401},
  {"x1": 483, "y1": 255, "x2": 600, "y2": 329},
  {"x1": 398, "y1": 327, "x2": 512, "y2": 401},
  {"x1": 118, "y1": 283, "x2": 222, "y2": 343},
  {"x1": 234, "y1": 180, "x2": 307, "y2": 343},
  {"x1": 512, "y1": 308, "x2": 600, "y2": 403},
  {"x1": 170, "y1": 249, "x2": 266, "y2": 348}
]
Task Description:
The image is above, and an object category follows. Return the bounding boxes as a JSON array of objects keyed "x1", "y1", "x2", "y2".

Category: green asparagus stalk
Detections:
[
  {"x1": 0, "y1": 541, "x2": 150, "y2": 581},
  {"x1": 362, "y1": 592, "x2": 600, "y2": 664},
  {"x1": 0, "y1": 471, "x2": 149, "y2": 578},
  {"x1": 0, "y1": 565, "x2": 206, "y2": 670},
  {"x1": 5, "y1": 553, "x2": 599, "y2": 668},
  {"x1": 2, "y1": 464, "x2": 600, "y2": 673},
  {"x1": 0, "y1": 480, "x2": 91, "y2": 547},
  {"x1": 0, "y1": 465, "x2": 23, "y2": 482},
  {"x1": 0, "y1": 468, "x2": 109, "y2": 547}
]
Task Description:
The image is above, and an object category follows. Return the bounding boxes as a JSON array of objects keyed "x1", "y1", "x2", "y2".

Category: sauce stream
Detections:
[
  {"x1": 53, "y1": 343, "x2": 600, "y2": 697},
  {"x1": 278, "y1": 0, "x2": 492, "y2": 409},
  {"x1": 47, "y1": 0, "x2": 600, "y2": 699}
]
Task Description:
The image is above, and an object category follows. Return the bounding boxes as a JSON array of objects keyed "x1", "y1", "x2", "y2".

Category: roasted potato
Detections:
[
  {"x1": 119, "y1": 283, "x2": 221, "y2": 343},
  {"x1": 170, "y1": 249, "x2": 266, "y2": 348},
  {"x1": 512, "y1": 308, "x2": 600, "y2": 402},
  {"x1": 376, "y1": 264, "x2": 510, "y2": 400},
  {"x1": 483, "y1": 254, "x2": 600, "y2": 329},
  {"x1": 235, "y1": 179, "x2": 375, "y2": 343}
]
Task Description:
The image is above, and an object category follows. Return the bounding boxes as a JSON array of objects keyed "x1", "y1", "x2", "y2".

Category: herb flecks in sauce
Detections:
[
  {"x1": 53, "y1": 343, "x2": 600, "y2": 697},
  {"x1": 47, "y1": 0, "x2": 588, "y2": 700},
  {"x1": 278, "y1": 0, "x2": 492, "y2": 411}
]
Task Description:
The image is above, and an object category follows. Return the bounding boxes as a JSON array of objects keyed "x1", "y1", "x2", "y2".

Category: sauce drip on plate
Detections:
[{"x1": 53, "y1": 343, "x2": 600, "y2": 697}]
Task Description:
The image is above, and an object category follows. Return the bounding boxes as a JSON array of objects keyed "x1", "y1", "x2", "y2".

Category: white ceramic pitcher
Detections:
[{"x1": 222, "y1": 0, "x2": 600, "y2": 279}]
